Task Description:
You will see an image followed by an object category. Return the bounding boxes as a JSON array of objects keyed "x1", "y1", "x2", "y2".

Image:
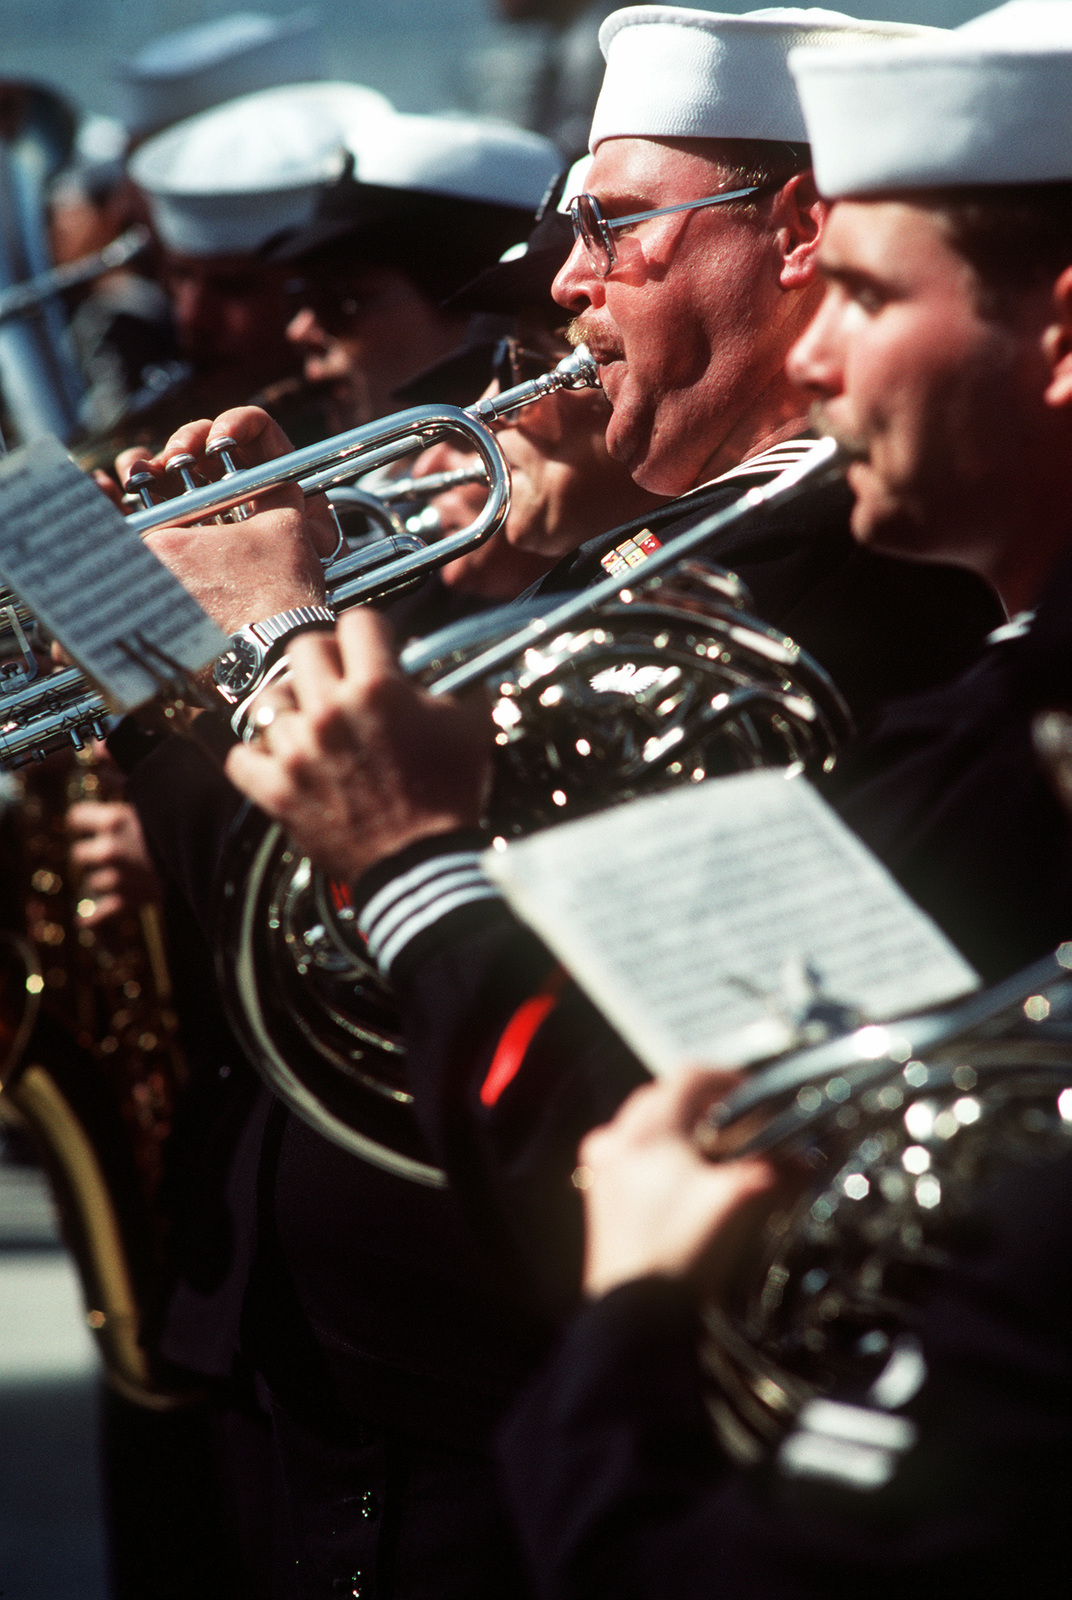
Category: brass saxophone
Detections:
[{"x1": 0, "y1": 747, "x2": 193, "y2": 1408}]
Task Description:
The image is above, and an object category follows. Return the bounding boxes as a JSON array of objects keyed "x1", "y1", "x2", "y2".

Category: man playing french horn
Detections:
[
  {"x1": 93, "y1": 7, "x2": 1067, "y2": 1599},
  {"x1": 219, "y1": 2, "x2": 1072, "y2": 1592},
  {"x1": 484, "y1": 6, "x2": 1072, "y2": 1596}
]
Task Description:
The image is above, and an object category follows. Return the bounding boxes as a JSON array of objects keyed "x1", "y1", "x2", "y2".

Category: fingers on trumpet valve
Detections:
[{"x1": 116, "y1": 405, "x2": 296, "y2": 518}]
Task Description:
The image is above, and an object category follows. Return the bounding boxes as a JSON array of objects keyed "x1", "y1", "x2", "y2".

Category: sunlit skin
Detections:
[
  {"x1": 162, "y1": 251, "x2": 299, "y2": 398},
  {"x1": 574, "y1": 1068, "x2": 781, "y2": 1299},
  {"x1": 286, "y1": 265, "x2": 469, "y2": 429},
  {"x1": 551, "y1": 137, "x2": 827, "y2": 496},
  {"x1": 114, "y1": 406, "x2": 335, "y2": 643},
  {"x1": 414, "y1": 326, "x2": 665, "y2": 569},
  {"x1": 787, "y1": 200, "x2": 1072, "y2": 617}
]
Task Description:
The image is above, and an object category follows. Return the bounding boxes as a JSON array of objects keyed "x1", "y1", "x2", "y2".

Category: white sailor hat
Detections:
[
  {"x1": 354, "y1": 114, "x2": 561, "y2": 211},
  {"x1": 129, "y1": 81, "x2": 393, "y2": 258},
  {"x1": 588, "y1": 6, "x2": 944, "y2": 153},
  {"x1": 118, "y1": 10, "x2": 326, "y2": 135},
  {"x1": 790, "y1": 1, "x2": 1072, "y2": 197}
]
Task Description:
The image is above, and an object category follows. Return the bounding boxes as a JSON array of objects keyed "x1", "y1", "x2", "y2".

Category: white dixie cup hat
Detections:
[
  {"x1": 118, "y1": 10, "x2": 326, "y2": 136},
  {"x1": 588, "y1": 5, "x2": 946, "y2": 151},
  {"x1": 352, "y1": 113, "x2": 562, "y2": 211},
  {"x1": 129, "y1": 81, "x2": 394, "y2": 257},
  {"x1": 789, "y1": 0, "x2": 1072, "y2": 197}
]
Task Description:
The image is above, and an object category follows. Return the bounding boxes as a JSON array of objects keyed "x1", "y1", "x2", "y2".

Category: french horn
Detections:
[
  {"x1": 216, "y1": 440, "x2": 853, "y2": 1185},
  {"x1": 697, "y1": 947, "x2": 1072, "y2": 1465}
]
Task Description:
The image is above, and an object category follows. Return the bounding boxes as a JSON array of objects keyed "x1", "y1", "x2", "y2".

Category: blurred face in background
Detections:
[
  {"x1": 161, "y1": 251, "x2": 299, "y2": 399},
  {"x1": 420, "y1": 319, "x2": 665, "y2": 563},
  {"x1": 285, "y1": 261, "x2": 469, "y2": 430}
]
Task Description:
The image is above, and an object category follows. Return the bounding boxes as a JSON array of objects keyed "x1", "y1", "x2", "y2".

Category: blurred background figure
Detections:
[
  {"x1": 274, "y1": 110, "x2": 561, "y2": 432},
  {"x1": 127, "y1": 79, "x2": 393, "y2": 446},
  {"x1": 116, "y1": 9, "x2": 325, "y2": 141},
  {"x1": 472, "y1": 0, "x2": 620, "y2": 156},
  {"x1": 47, "y1": 11, "x2": 330, "y2": 446}
]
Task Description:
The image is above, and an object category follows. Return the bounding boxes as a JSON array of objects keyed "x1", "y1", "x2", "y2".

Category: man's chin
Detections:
[{"x1": 847, "y1": 470, "x2": 933, "y2": 559}]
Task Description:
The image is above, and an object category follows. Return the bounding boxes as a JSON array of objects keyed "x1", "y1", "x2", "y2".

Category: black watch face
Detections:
[{"x1": 213, "y1": 636, "x2": 261, "y2": 697}]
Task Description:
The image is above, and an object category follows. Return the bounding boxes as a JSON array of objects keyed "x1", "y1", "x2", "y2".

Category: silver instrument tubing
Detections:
[
  {"x1": 118, "y1": 347, "x2": 599, "y2": 609},
  {"x1": 429, "y1": 436, "x2": 846, "y2": 699},
  {"x1": 0, "y1": 348, "x2": 602, "y2": 765},
  {"x1": 0, "y1": 225, "x2": 151, "y2": 326},
  {"x1": 375, "y1": 464, "x2": 489, "y2": 504},
  {"x1": 715, "y1": 946, "x2": 1072, "y2": 1155}
]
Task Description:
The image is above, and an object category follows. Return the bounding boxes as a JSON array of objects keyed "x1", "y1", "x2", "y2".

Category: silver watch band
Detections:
[{"x1": 247, "y1": 604, "x2": 336, "y2": 651}]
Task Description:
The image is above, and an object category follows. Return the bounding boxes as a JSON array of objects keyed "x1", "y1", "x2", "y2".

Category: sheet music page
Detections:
[
  {"x1": 484, "y1": 771, "x2": 980, "y2": 1076},
  {"x1": 0, "y1": 437, "x2": 227, "y2": 710}
]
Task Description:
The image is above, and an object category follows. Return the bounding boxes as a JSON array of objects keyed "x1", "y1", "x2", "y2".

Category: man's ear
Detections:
[
  {"x1": 1042, "y1": 264, "x2": 1072, "y2": 407},
  {"x1": 774, "y1": 171, "x2": 827, "y2": 291}
]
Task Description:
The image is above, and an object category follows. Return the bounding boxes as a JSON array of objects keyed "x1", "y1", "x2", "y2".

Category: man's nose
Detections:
[
  {"x1": 552, "y1": 235, "x2": 602, "y2": 314},
  {"x1": 286, "y1": 306, "x2": 324, "y2": 348},
  {"x1": 787, "y1": 296, "x2": 843, "y2": 399}
]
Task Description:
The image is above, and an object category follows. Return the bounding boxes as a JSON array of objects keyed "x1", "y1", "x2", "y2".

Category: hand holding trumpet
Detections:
[{"x1": 113, "y1": 405, "x2": 336, "y2": 638}]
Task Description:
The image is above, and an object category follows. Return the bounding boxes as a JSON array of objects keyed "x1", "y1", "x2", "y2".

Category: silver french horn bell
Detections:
[
  {"x1": 696, "y1": 948, "x2": 1072, "y2": 1464},
  {"x1": 216, "y1": 441, "x2": 853, "y2": 1186}
]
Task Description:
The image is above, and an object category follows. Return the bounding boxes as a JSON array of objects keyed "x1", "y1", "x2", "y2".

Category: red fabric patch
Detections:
[{"x1": 479, "y1": 969, "x2": 566, "y2": 1107}]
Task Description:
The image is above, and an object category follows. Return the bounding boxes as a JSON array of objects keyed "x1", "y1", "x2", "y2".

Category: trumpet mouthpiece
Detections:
[{"x1": 558, "y1": 343, "x2": 601, "y2": 391}]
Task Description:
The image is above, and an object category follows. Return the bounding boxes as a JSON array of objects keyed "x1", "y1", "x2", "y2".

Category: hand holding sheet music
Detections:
[
  {"x1": 483, "y1": 771, "x2": 979, "y2": 1075},
  {"x1": 0, "y1": 437, "x2": 226, "y2": 711}
]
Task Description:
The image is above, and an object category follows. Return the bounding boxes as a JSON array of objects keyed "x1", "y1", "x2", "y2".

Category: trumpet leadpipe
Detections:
[
  {"x1": 122, "y1": 345, "x2": 600, "y2": 536},
  {"x1": 374, "y1": 465, "x2": 489, "y2": 504},
  {"x1": 0, "y1": 349, "x2": 604, "y2": 766}
]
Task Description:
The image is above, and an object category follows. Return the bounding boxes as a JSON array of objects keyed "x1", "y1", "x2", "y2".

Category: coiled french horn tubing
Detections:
[
  {"x1": 695, "y1": 947, "x2": 1072, "y2": 1463},
  {"x1": 216, "y1": 440, "x2": 854, "y2": 1185}
]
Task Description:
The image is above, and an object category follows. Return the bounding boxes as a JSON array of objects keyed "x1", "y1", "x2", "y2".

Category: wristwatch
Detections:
[{"x1": 212, "y1": 605, "x2": 336, "y2": 705}]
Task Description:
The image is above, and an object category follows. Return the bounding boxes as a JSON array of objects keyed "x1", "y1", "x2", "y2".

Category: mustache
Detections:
[
  {"x1": 565, "y1": 316, "x2": 595, "y2": 351},
  {"x1": 808, "y1": 401, "x2": 869, "y2": 463},
  {"x1": 566, "y1": 316, "x2": 619, "y2": 360}
]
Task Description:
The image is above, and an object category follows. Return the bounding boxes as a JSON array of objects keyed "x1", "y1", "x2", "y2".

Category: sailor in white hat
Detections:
[
  {"x1": 128, "y1": 80, "x2": 392, "y2": 420},
  {"x1": 554, "y1": 4, "x2": 943, "y2": 497},
  {"x1": 274, "y1": 111, "x2": 561, "y2": 427},
  {"x1": 788, "y1": 0, "x2": 1072, "y2": 606},
  {"x1": 99, "y1": 13, "x2": 1062, "y2": 1599},
  {"x1": 118, "y1": 10, "x2": 326, "y2": 138},
  {"x1": 485, "y1": 14, "x2": 1072, "y2": 1595}
]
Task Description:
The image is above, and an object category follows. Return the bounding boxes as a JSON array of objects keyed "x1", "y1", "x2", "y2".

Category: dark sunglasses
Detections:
[{"x1": 490, "y1": 337, "x2": 564, "y2": 392}]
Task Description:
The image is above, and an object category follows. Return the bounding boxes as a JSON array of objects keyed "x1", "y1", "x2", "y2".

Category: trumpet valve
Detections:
[
  {"x1": 167, "y1": 451, "x2": 227, "y2": 523},
  {"x1": 205, "y1": 435, "x2": 250, "y2": 520},
  {"x1": 123, "y1": 466, "x2": 158, "y2": 511},
  {"x1": 165, "y1": 452, "x2": 202, "y2": 495}
]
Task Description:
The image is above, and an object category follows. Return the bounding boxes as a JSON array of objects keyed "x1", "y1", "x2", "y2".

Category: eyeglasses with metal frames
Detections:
[{"x1": 567, "y1": 184, "x2": 772, "y2": 278}]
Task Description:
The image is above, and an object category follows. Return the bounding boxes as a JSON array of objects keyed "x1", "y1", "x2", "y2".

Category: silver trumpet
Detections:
[{"x1": 0, "y1": 346, "x2": 601, "y2": 765}]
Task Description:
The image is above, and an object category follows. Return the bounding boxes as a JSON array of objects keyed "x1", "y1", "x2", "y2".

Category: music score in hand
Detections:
[
  {"x1": 0, "y1": 436, "x2": 226, "y2": 711},
  {"x1": 484, "y1": 770, "x2": 980, "y2": 1076}
]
